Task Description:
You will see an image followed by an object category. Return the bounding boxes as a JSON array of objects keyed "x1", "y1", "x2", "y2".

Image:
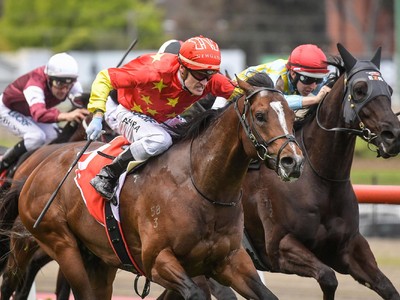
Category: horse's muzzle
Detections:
[
  {"x1": 266, "y1": 154, "x2": 304, "y2": 182},
  {"x1": 376, "y1": 128, "x2": 400, "y2": 158}
]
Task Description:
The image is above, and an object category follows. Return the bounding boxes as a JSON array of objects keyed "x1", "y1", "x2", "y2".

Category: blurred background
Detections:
[
  {"x1": 0, "y1": 1, "x2": 399, "y2": 297},
  {"x1": 0, "y1": 0, "x2": 397, "y2": 101}
]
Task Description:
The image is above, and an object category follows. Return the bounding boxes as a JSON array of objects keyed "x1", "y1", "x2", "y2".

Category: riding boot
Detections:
[
  {"x1": 90, "y1": 147, "x2": 134, "y2": 201},
  {"x1": 0, "y1": 141, "x2": 27, "y2": 175}
]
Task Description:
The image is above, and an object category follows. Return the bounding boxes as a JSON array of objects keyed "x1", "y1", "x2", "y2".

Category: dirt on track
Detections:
[{"x1": 32, "y1": 238, "x2": 400, "y2": 300}]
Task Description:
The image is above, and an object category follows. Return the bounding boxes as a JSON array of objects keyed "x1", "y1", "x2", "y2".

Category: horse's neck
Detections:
[
  {"x1": 303, "y1": 81, "x2": 356, "y2": 179},
  {"x1": 190, "y1": 107, "x2": 249, "y2": 202}
]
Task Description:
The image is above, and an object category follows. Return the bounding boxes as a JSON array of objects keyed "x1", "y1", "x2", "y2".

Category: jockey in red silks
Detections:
[{"x1": 85, "y1": 36, "x2": 236, "y2": 201}]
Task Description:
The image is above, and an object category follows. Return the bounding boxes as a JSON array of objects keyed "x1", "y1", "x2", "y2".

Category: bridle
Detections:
[
  {"x1": 302, "y1": 64, "x2": 393, "y2": 182},
  {"x1": 235, "y1": 87, "x2": 298, "y2": 172},
  {"x1": 315, "y1": 64, "x2": 392, "y2": 151}
]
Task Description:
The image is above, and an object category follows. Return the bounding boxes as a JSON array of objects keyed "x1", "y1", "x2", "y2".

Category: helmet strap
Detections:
[
  {"x1": 179, "y1": 66, "x2": 193, "y2": 95},
  {"x1": 289, "y1": 71, "x2": 301, "y2": 94}
]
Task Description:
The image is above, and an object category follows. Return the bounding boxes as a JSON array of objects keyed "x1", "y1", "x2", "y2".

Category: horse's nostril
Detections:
[
  {"x1": 281, "y1": 156, "x2": 295, "y2": 168},
  {"x1": 381, "y1": 130, "x2": 396, "y2": 142}
]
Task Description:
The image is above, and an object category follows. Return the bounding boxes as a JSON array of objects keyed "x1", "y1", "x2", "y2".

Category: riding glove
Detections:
[{"x1": 86, "y1": 116, "x2": 103, "y2": 141}]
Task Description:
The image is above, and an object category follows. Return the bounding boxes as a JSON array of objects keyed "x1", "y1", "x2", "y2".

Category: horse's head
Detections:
[
  {"x1": 337, "y1": 43, "x2": 400, "y2": 158},
  {"x1": 236, "y1": 77, "x2": 304, "y2": 181}
]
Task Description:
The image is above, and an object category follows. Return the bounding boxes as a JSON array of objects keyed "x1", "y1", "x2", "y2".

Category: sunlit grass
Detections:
[
  {"x1": 352, "y1": 138, "x2": 400, "y2": 185},
  {"x1": 351, "y1": 170, "x2": 400, "y2": 185}
]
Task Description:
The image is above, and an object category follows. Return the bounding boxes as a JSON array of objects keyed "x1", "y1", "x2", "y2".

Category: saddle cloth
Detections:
[{"x1": 74, "y1": 136, "x2": 130, "y2": 224}]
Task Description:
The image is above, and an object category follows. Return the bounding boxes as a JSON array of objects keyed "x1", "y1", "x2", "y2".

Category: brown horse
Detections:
[
  {"x1": 14, "y1": 78, "x2": 303, "y2": 299},
  {"x1": 210, "y1": 44, "x2": 400, "y2": 299},
  {"x1": 0, "y1": 102, "x2": 117, "y2": 300}
]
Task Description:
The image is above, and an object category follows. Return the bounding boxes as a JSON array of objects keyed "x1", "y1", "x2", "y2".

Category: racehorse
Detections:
[
  {"x1": 215, "y1": 44, "x2": 400, "y2": 299},
  {"x1": 0, "y1": 96, "x2": 117, "y2": 300},
  {"x1": 13, "y1": 77, "x2": 303, "y2": 299}
]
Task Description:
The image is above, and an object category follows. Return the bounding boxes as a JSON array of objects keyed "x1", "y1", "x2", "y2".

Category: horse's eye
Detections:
[
  {"x1": 352, "y1": 81, "x2": 368, "y2": 102},
  {"x1": 255, "y1": 112, "x2": 265, "y2": 122}
]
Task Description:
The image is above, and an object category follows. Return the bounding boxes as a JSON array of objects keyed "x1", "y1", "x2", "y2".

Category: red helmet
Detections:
[
  {"x1": 178, "y1": 36, "x2": 221, "y2": 71},
  {"x1": 286, "y1": 44, "x2": 329, "y2": 78}
]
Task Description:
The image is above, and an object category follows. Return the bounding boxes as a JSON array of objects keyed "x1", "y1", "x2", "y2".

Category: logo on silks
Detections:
[{"x1": 367, "y1": 71, "x2": 383, "y2": 82}]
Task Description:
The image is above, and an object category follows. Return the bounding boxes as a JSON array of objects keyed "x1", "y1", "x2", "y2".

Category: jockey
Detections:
[
  {"x1": 0, "y1": 52, "x2": 89, "y2": 175},
  {"x1": 86, "y1": 35, "x2": 236, "y2": 201},
  {"x1": 222, "y1": 44, "x2": 332, "y2": 110},
  {"x1": 103, "y1": 39, "x2": 184, "y2": 134}
]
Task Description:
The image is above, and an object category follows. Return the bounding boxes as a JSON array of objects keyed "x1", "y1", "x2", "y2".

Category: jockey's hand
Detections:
[
  {"x1": 58, "y1": 108, "x2": 89, "y2": 123},
  {"x1": 324, "y1": 73, "x2": 338, "y2": 88},
  {"x1": 316, "y1": 85, "x2": 331, "y2": 102},
  {"x1": 86, "y1": 116, "x2": 103, "y2": 141}
]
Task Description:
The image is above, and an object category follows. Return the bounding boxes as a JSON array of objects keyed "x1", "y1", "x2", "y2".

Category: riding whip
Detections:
[
  {"x1": 33, "y1": 138, "x2": 93, "y2": 228},
  {"x1": 116, "y1": 38, "x2": 138, "y2": 68},
  {"x1": 33, "y1": 38, "x2": 139, "y2": 228}
]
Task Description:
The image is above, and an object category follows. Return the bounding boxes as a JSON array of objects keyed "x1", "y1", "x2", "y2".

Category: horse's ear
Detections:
[
  {"x1": 371, "y1": 47, "x2": 382, "y2": 69},
  {"x1": 236, "y1": 75, "x2": 253, "y2": 95},
  {"x1": 337, "y1": 43, "x2": 357, "y2": 71}
]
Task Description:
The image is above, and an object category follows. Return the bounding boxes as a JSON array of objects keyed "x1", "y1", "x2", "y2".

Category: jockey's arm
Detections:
[{"x1": 87, "y1": 70, "x2": 114, "y2": 116}]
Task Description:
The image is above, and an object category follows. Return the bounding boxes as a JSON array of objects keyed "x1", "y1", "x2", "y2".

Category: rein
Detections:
[
  {"x1": 300, "y1": 127, "x2": 350, "y2": 182},
  {"x1": 189, "y1": 138, "x2": 241, "y2": 207},
  {"x1": 315, "y1": 91, "x2": 376, "y2": 141}
]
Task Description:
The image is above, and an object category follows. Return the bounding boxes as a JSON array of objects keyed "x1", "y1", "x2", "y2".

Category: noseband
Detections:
[{"x1": 235, "y1": 87, "x2": 298, "y2": 171}]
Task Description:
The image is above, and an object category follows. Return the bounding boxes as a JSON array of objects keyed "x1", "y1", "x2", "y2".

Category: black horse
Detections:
[{"x1": 207, "y1": 44, "x2": 400, "y2": 300}]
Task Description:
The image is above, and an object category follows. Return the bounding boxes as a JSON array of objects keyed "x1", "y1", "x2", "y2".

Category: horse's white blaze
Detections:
[
  {"x1": 270, "y1": 101, "x2": 301, "y2": 156},
  {"x1": 270, "y1": 101, "x2": 289, "y2": 134}
]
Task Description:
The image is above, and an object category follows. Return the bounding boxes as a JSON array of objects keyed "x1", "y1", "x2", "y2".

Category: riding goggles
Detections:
[
  {"x1": 296, "y1": 73, "x2": 324, "y2": 85},
  {"x1": 188, "y1": 69, "x2": 218, "y2": 81},
  {"x1": 50, "y1": 77, "x2": 76, "y2": 89}
]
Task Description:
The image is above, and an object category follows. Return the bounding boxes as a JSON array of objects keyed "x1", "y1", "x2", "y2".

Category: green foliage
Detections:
[
  {"x1": 0, "y1": 0, "x2": 166, "y2": 51},
  {"x1": 351, "y1": 169, "x2": 400, "y2": 185}
]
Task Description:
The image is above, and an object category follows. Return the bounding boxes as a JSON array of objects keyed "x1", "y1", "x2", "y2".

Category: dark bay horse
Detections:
[
  {"x1": 233, "y1": 44, "x2": 400, "y2": 299},
  {"x1": 15, "y1": 78, "x2": 303, "y2": 299}
]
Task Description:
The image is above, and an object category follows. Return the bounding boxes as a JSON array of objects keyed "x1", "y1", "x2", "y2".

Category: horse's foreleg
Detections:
[
  {"x1": 214, "y1": 248, "x2": 278, "y2": 300},
  {"x1": 85, "y1": 257, "x2": 117, "y2": 300},
  {"x1": 208, "y1": 278, "x2": 238, "y2": 300},
  {"x1": 341, "y1": 234, "x2": 400, "y2": 300},
  {"x1": 56, "y1": 268, "x2": 71, "y2": 300},
  {"x1": 151, "y1": 248, "x2": 209, "y2": 299},
  {"x1": 277, "y1": 233, "x2": 338, "y2": 300}
]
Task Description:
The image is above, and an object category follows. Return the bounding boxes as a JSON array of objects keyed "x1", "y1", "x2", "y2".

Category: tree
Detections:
[{"x1": 0, "y1": 0, "x2": 166, "y2": 51}]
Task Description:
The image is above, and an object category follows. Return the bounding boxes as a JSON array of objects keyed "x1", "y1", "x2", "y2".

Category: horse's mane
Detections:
[
  {"x1": 294, "y1": 55, "x2": 345, "y2": 130},
  {"x1": 171, "y1": 107, "x2": 224, "y2": 143}
]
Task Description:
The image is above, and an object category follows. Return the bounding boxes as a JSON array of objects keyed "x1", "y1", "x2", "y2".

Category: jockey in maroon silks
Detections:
[{"x1": 0, "y1": 53, "x2": 89, "y2": 175}]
